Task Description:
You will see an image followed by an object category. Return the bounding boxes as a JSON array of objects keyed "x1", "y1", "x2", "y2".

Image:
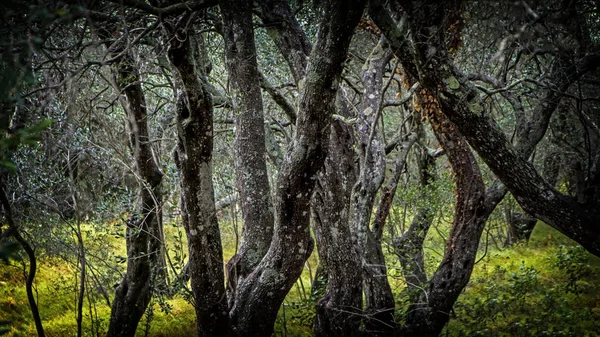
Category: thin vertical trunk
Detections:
[
  {"x1": 168, "y1": 30, "x2": 229, "y2": 337},
  {"x1": 219, "y1": 0, "x2": 274, "y2": 307},
  {"x1": 350, "y1": 40, "x2": 395, "y2": 336},
  {"x1": 401, "y1": 90, "x2": 487, "y2": 337},
  {"x1": 107, "y1": 49, "x2": 164, "y2": 337},
  {"x1": 75, "y1": 223, "x2": 85, "y2": 337},
  {"x1": 66, "y1": 151, "x2": 85, "y2": 337},
  {"x1": 229, "y1": 2, "x2": 365, "y2": 335},
  {"x1": 0, "y1": 185, "x2": 45, "y2": 337}
]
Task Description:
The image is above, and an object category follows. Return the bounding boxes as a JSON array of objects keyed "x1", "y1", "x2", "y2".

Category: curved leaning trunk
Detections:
[
  {"x1": 0, "y1": 186, "x2": 46, "y2": 337},
  {"x1": 401, "y1": 91, "x2": 487, "y2": 337}
]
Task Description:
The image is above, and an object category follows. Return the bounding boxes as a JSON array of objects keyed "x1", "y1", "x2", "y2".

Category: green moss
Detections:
[
  {"x1": 445, "y1": 76, "x2": 461, "y2": 90},
  {"x1": 468, "y1": 100, "x2": 484, "y2": 116}
]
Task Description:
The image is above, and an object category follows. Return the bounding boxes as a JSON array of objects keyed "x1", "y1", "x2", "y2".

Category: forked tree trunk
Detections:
[
  {"x1": 219, "y1": 0, "x2": 274, "y2": 307},
  {"x1": 167, "y1": 30, "x2": 229, "y2": 337},
  {"x1": 376, "y1": 0, "x2": 600, "y2": 257},
  {"x1": 228, "y1": 2, "x2": 365, "y2": 335}
]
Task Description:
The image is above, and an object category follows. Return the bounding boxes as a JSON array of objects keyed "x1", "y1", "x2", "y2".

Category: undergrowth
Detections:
[{"x1": 1, "y1": 223, "x2": 599, "y2": 336}]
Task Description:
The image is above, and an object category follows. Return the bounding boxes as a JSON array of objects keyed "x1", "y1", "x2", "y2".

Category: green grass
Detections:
[{"x1": 2, "y1": 221, "x2": 599, "y2": 336}]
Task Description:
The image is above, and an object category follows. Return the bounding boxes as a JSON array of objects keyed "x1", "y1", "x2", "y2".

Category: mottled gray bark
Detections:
[
  {"x1": 372, "y1": 129, "x2": 419, "y2": 241},
  {"x1": 106, "y1": 49, "x2": 163, "y2": 337},
  {"x1": 350, "y1": 40, "x2": 395, "y2": 336},
  {"x1": 228, "y1": 2, "x2": 365, "y2": 335},
  {"x1": 219, "y1": 0, "x2": 274, "y2": 308},
  {"x1": 168, "y1": 30, "x2": 229, "y2": 337}
]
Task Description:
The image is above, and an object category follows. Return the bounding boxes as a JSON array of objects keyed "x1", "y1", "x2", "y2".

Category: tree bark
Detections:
[
  {"x1": 350, "y1": 40, "x2": 395, "y2": 336},
  {"x1": 219, "y1": 0, "x2": 275, "y2": 308},
  {"x1": 370, "y1": 0, "x2": 600, "y2": 261},
  {"x1": 168, "y1": 30, "x2": 229, "y2": 337},
  {"x1": 107, "y1": 49, "x2": 164, "y2": 337},
  {"x1": 438, "y1": 60, "x2": 600, "y2": 257},
  {"x1": 0, "y1": 185, "x2": 45, "y2": 337},
  {"x1": 255, "y1": 0, "x2": 312, "y2": 84},
  {"x1": 401, "y1": 90, "x2": 487, "y2": 337},
  {"x1": 228, "y1": 2, "x2": 365, "y2": 335},
  {"x1": 311, "y1": 118, "x2": 362, "y2": 337}
]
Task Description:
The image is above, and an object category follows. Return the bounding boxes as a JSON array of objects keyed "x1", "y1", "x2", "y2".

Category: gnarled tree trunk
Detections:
[
  {"x1": 219, "y1": 0, "x2": 274, "y2": 307},
  {"x1": 350, "y1": 40, "x2": 395, "y2": 336},
  {"x1": 168, "y1": 29, "x2": 229, "y2": 337},
  {"x1": 228, "y1": 2, "x2": 365, "y2": 335},
  {"x1": 401, "y1": 90, "x2": 487, "y2": 337}
]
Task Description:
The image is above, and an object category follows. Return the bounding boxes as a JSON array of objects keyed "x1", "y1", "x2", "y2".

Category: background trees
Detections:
[{"x1": 1, "y1": 0, "x2": 600, "y2": 336}]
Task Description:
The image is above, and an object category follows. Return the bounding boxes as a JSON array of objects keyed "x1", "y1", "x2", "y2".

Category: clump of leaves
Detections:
[{"x1": 552, "y1": 245, "x2": 591, "y2": 294}]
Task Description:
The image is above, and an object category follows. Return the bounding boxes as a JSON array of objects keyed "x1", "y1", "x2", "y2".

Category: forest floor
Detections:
[{"x1": 1, "y1": 222, "x2": 600, "y2": 337}]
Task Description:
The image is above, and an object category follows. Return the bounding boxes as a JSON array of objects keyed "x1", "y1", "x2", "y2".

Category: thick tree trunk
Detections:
[
  {"x1": 437, "y1": 61, "x2": 600, "y2": 256},
  {"x1": 311, "y1": 119, "x2": 362, "y2": 337},
  {"x1": 228, "y1": 2, "x2": 365, "y2": 336},
  {"x1": 475, "y1": 52, "x2": 587, "y2": 233},
  {"x1": 107, "y1": 50, "x2": 163, "y2": 337},
  {"x1": 168, "y1": 31, "x2": 229, "y2": 337},
  {"x1": 219, "y1": 0, "x2": 274, "y2": 308}
]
